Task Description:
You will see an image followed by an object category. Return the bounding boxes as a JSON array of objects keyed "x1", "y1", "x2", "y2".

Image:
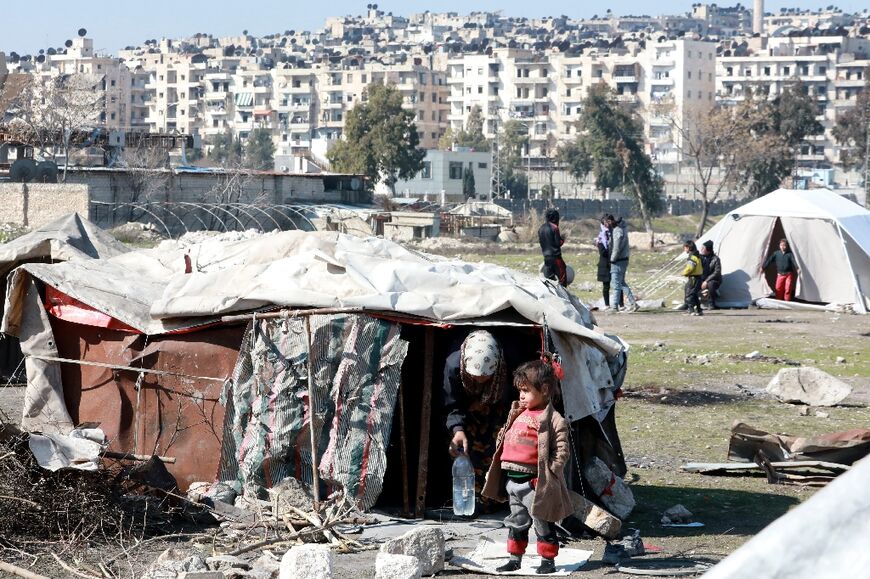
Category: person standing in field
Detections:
[
  {"x1": 681, "y1": 241, "x2": 704, "y2": 316},
  {"x1": 762, "y1": 238, "x2": 800, "y2": 301},
  {"x1": 700, "y1": 240, "x2": 722, "y2": 309},
  {"x1": 606, "y1": 215, "x2": 638, "y2": 312},
  {"x1": 538, "y1": 208, "x2": 567, "y2": 286}
]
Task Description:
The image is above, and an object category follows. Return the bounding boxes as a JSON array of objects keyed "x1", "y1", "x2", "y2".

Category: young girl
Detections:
[{"x1": 482, "y1": 357, "x2": 574, "y2": 575}]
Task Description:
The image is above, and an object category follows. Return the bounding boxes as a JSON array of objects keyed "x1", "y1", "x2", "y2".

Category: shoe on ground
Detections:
[
  {"x1": 620, "y1": 304, "x2": 639, "y2": 313},
  {"x1": 536, "y1": 559, "x2": 557, "y2": 574},
  {"x1": 496, "y1": 559, "x2": 522, "y2": 572},
  {"x1": 696, "y1": 310, "x2": 704, "y2": 316}
]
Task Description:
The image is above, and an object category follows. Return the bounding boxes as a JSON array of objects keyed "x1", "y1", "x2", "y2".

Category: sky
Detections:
[{"x1": 3, "y1": 1, "x2": 867, "y2": 55}]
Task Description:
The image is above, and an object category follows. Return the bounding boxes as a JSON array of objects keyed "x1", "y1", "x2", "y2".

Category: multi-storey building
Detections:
[
  {"x1": 717, "y1": 35, "x2": 870, "y2": 167},
  {"x1": 446, "y1": 39, "x2": 716, "y2": 173}
]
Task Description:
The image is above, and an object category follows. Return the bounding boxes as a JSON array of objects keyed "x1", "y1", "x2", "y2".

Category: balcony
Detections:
[
  {"x1": 513, "y1": 76, "x2": 550, "y2": 85},
  {"x1": 834, "y1": 78, "x2": 865, "y2": 88},
  {"x1": 614, "y1": 75, "x2": 638, "y2": 83},
  {"x1": 616, "y1": 94, "x2": 639, "y2": 103},
  {"x1": 651, "y1": 77, "x2": 674, "y2": 86}
]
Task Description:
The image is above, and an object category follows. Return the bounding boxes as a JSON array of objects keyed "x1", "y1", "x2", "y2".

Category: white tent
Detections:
[{"x1": 698, "y1": 189, "x2": 870, "y2": 313}]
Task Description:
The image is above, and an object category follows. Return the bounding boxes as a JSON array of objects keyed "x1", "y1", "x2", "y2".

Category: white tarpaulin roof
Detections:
[
  {"x1": 5, "y1": 230, "x2": 619, "y2": 353},
  {"x1": 0, "y1": 213, "x2": 129, "y2": 279},
  {"x1": 2, "y1": 221, "x2": 625, "y2": 433},
  {"x1": 698, "y1": 189, "x2": 870, "y2": 313}
]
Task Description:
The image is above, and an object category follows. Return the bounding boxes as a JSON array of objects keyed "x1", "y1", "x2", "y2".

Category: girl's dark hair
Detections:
[
  {"x1": 513, "y1": 359, "x2": 561, "y2": 404},
  {"x1": 684, "y1": 240, "x2": 698, "y2": 253}
]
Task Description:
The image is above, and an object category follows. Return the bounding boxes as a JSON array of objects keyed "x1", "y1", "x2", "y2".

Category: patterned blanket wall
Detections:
[{"x1": 217, "y1": 314, "x2": 408, "y2": 509}]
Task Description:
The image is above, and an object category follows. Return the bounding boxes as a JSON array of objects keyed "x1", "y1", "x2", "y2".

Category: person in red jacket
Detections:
[{"x1": 483, "y1": 356, "x2": 574, "y2": 575}]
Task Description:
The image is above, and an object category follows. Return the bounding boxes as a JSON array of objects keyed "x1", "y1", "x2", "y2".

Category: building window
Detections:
[
  {"x1": 421, "y1": 162, "x2": 432, "y2": 179},
  {"x1": 783, "y1": 66, "x2": 790, "y2": 75},
  {"x1": 478, "y1": 162, "x2": 488, "y2": 169},
  {"x1": 764, "y1": 66, "x2": 771, "y2": 76},
  {"x1": 687, "y1": 71, "x2": 692, "y2": 79},
  {"x1": 726, "y1": 67, "x2": 733, "y2": 76},
  {"x1": 449, "y1": 162, "x2": 463, "y2": 180},
  {"x1": 478, "y1": 86, "x2": 483, "y2": 94}
]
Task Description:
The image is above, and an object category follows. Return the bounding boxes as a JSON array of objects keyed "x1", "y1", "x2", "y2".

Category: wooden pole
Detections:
[
  {"x1": 415, "y1": 327, "x2": 435, "y2": 519},
  {"x1": 398, "y1": 381, "x2": 410, "y2": 517},
  {"x1": 304, "y1": 316, "x2": 321, "y2": 509},
  {"x1": 221, "y1": 307, "x2": 365, "y2": 323},
  {"x1": 0, "y1": 561, "x2": 49, "y2": 579}
]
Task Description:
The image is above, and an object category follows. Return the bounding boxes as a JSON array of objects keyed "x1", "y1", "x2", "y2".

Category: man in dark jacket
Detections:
[
  {"x1": 700, "y1": 240, "x2": 722, "y2": 309},
  {"x1": 538, "y1": 208, "x2": 567, "y2": 286}
]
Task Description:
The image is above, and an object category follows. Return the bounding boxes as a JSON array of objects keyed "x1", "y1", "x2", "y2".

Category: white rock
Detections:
[
  {"x1": 836, "y1": 357, "x2": 846, "y2": 364},
  {"x1": 375, "y1": 553, "x2": 422, "y2": 579},
  {"x1": 379, "y1": 527, "x2": 445, "y2": 575},
  {"x1": 280, "y1": 545, "x2": 333, "y2": 579},
  {"x1": 745, "y1": 351, "x2": 762, "y2": 360},
  {"x1": 766, "y1": 367, "x2": 852, "y2": 407}
]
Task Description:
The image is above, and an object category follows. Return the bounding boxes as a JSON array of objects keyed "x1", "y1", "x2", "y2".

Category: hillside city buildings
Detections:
[{"x1": 1, "y1": 4, "x2": 870, "y2": 198}]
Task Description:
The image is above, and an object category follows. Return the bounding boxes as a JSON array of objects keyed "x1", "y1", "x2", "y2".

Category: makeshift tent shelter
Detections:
[
  {"x1": 2, "y1": 219, "x2": 628, "y2": 513},
  {"x1": 697, "y1": 189, "x2": 870, "y2": 313}
]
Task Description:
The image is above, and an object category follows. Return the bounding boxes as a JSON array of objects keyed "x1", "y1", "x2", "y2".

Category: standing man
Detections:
[
  {"x1": 700, "y1": 240, "x2": 722, "y2": 309},
  {"x1": 606, "y1": 215, "x2": 638, "y2": 312},
  {"x1": 762, "y1": 238, "x2": 800, "y2": 301},
  {"x1": 538, "y1": 208, "x2": 567, "y2": 286}
]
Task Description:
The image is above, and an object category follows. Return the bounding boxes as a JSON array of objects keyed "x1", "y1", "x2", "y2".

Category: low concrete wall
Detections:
[
  {"x1": 495, "y1": 197, "x2": 742, "y2": 220},
  {"x1": 0, "y1": 183, "x2": 90, "y2": 228}
]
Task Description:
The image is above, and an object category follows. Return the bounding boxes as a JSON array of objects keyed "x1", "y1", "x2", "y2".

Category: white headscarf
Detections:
[{"x1": 461, "y1": 330, "x2": 501, "y2": 377}]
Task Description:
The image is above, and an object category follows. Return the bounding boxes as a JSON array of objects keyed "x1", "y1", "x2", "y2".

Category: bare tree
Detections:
[
  {"x1": 115, "y1": 140, "x2": 171, "y2": 222},
  {"x1": 652, "y1": 97, "x2": 744, "y2": 237},
  {"x1": 6, "y1": 73, "x2": 104, "y2": 181}
]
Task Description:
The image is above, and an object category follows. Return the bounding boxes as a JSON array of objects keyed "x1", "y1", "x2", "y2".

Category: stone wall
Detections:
[{"x1": 0, "y1": 183, "x2": 90, "y2": 228}]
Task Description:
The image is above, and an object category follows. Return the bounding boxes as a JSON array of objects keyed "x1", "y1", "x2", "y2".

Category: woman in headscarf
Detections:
[{"x1": 443, "y1": 330, "x2": 510, "y2": 494}]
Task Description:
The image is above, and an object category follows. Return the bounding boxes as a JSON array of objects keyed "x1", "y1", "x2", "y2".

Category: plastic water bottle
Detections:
[{"x1": 452, "y1": 454, "x2": 476, "y2": 516}]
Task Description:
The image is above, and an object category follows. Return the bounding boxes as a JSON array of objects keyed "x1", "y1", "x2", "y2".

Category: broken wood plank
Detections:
[
  {"x1": 415, "y1": 327, "x2": 435, "y2": 519},
  {"x1": 0, "y1": 561, "x2": 49, "y2": 579},
  {"x1": 681, "y1": 460, "x2": 850, "y2": 474},
  {"x1": 101, "y1": 451, "x2": 176, "y2": 464},
  {"x1": 398, "y1": 381, "x2": 411, "y2": 517}
]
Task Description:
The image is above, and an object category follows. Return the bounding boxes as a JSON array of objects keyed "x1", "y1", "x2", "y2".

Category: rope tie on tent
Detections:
[{"x1": 25, "y1": 355, "x2": 227, "y2": 383}]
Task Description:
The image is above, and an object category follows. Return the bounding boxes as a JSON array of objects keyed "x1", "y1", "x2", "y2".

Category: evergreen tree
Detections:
[
  {"x1": 462, "y1": 166, "x2": 476, "y2": 199},
  {"x1": 244, "y1": 128, "x2": 275, "y2": 170},
  {"x1": 208, "y1": 129, "x2": 242, "y2": 165},
  {"x1": 328, "y1": 83, "x2": 425, "y2": 193}
]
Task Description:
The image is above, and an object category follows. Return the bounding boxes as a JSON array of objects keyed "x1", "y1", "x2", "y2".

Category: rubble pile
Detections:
[{"x1": 0, "y1": 423, "x2": 168, "y2": 551}]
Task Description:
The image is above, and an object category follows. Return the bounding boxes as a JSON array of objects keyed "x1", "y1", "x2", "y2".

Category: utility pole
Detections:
[{"x1": 864, "y1": 120, "x2": 869, "y2": 208}]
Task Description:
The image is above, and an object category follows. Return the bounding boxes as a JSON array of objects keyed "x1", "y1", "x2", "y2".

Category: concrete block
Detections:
[
  {"x1": 375, "y1": 553, "x2": 422, "y2": 579},
  {"x1": 280, "y1": 545, "x2": 333, "y2": 579},
  {"x1": 379, "y1": 527, "x2": 445, "y2": 575},
  {"x1": 568, "y1": 490, "x2": 622, "y2": 540},
  {"x1": 766, "y1": 367, "x2": 852, "y2": 406}
]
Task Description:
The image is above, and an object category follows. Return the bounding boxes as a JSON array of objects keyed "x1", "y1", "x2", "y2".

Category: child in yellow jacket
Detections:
[{"x1": 681, "y1": 241, "x2": 704, "y2": 316}]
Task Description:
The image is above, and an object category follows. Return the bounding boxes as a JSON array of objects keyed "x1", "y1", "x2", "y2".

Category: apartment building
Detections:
[
  {"x1": 717, "y1": 35, "x2": 870, "y2": 166},
  {"x1": 32, "y1": 37, "x2": 144, "y2": 133},
  {"x1": 446, "y1": 39, "x2": 716, "y2": 172}
]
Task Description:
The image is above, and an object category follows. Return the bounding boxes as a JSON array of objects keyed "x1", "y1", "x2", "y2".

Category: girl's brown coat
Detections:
[{"x1": 482, "y1": 401, "x2": 575, "y2": 522}]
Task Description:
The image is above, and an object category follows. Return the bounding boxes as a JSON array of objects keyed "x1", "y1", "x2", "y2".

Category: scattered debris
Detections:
[
  {"x1": 583, "y1": 457, "x2": 636, "y2": 520},
  {"x1": 835, "y1": 356, "x2": 846, "y2": 364},
  {"x1": 815, "y1": 410, "x2": 830, "y2": 419},
  {"x1": 568, "y1": 490, "x2": 622, "y2": 540},
  {"x1": 616, "y1": 559, "x2": 714, "y2": 576},
  {"x1": 765, "y1": 367, "x2": 852, "y2": 407},
  {"x1": 729, "y1": 422, "x2": 870, "y2": 465},
  {"x1": 681, "y1": 461, "x2": 850, "y2": 475},
  {"x1": 375, "y1": 553, "x2": 421, "y2": 579},
  {"x1": 379, "y1": 527, "x2": 445, "y2": 575},
  {"x1": 661, "y1": 504, "x2": 694, "y2": 525},
  {"x1": 280, "y1": 544, "x2": 334, "y2": 579},
  {"x1": 799, "y1": 406, "x2": 810, "y2": 416}
]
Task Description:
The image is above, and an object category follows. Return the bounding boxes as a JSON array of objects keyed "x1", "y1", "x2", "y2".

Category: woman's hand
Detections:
[{"x1": 449, "y1": 430, "x2": 469, "y2": 458}]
